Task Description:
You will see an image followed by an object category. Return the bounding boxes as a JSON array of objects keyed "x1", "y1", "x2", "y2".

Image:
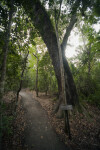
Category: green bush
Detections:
[
  {"x1": 0, "y1": 104, "x2": 14, "y2": 138},
  {"x1": 87, "y1": 90, "x2": 100, "y2": 108}
]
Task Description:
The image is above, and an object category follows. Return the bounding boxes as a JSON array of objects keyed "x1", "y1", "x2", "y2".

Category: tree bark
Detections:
[
  {"x1": 33, "y1": 51, "x2": 39, "y2": 97},
  {"x1": 55, "y1": 6, "x2": 71, "y2": 136},
  {"x1": 54, "y1": 1, "x2": 67, "y2": 104},
  {"x1": 88, "y1": 45, "x2": 91, "y2": 77},
  {"x1": 60, "y1": 0, "x2": 80, "y2": 106},
  {"x1": 36, "y1": 57, "x2": 39, "y2": 97}
]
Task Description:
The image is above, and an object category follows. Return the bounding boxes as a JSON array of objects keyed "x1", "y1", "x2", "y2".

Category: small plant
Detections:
[{"x1": 0, "y1": 104, "x2": 14, "y2": 139}]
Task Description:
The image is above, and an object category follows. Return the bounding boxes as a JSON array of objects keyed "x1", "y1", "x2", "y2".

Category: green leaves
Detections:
[
  {"x1": 69, "y1": 20, "x2": 100, "y2": 107},
  {"x1": 38, "y1": 51, "x2": 57, "y2": 93}
]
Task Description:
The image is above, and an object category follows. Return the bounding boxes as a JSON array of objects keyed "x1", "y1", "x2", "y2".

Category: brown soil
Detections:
[{"x1": 30, "y1": 90, "x2": 100, "y2": 150}]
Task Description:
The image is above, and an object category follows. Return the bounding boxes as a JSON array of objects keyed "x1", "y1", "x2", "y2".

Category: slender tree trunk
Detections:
[
  {"x1": 45, "y1": 86, "x2": 48, "y2": 96},
  {"x1": 54, "y1": 4, "x2": 71, "y2": 138},
  {"x1": 88, "y1": 45, "x2": 91, "y2": 77},
  {"x1": 16, "y1": 51, "x2": 29, "y2": 101},
  {"x1": 54, "y1": 7, "x2": 66, "y2": 104},
  {"x1": 81, "y1": 28, "x2": 91, "y2": 77},
  {"x1": 36, "y1": 55, "x2": 38, "y2": 97},
  {"x1": 33, "y1": 50, "x2": 39, "y2": 97},
  {"x1": 55, "y1": 20, "x2": 68, "y2": 131}
]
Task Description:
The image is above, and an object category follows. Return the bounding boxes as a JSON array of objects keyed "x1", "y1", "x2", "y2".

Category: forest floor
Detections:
[
  {"x1": 30, "y1": 90, "x2": 100, "y2": 150},
  {"x1": 2, "y1": 89, "x2": 100, "y2": 150},
  {"x1": 2, "y1": 91, "x2": 26, "y2": 150}
]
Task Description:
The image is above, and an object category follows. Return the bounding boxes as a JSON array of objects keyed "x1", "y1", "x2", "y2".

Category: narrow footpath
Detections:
[{"x1": 20, "y1": 91, "x2": 68, "y2": 150}]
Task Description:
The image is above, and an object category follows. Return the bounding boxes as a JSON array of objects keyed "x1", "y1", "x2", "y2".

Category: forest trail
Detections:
[{"x1": 20, "y1": 91, "x2": 68, "y2": 150}]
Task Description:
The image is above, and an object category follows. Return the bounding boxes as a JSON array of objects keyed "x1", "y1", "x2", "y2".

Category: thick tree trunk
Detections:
[
  {"x1": 62, "y1": 53, "x2": 79, "y2": 105},
  {"x1": 15, "y1": 0, "x2": 79, "y2": 106}
]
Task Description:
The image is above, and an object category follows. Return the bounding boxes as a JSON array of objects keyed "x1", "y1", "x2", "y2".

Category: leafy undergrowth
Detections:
[
  {"x1": 2, "y1": 92, "x2": 26, "y2": 150},
  {"x1": 31, "y1": 91, "x2": 100, "y2": 150}
]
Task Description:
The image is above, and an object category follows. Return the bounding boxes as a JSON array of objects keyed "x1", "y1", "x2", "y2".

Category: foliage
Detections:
[
  {"x1": 38, "y1": 51, "x2": 58, "y2": 93},
  {"x1": 23, "y1": 45, "x2": 58, "y2": 94},
  {"x1": 69, "y1": 20, "x2": 100, "y2": 107},
  {"x1": 0, "y1": 103, "x2": 13, "y2": 137}
]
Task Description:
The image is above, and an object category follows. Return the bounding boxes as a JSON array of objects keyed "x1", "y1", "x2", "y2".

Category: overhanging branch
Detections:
[
  {"x1": 61, "y1": 0, "x2": 81, "y2": 52},
  {"x1": 33, "y1": 53, "x2": 38, "y2": 59}
]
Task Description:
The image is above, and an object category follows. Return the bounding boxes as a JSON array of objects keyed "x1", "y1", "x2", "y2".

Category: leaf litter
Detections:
[{"x1": 31, "y1": 90, "x2": 100, "y2": 150}]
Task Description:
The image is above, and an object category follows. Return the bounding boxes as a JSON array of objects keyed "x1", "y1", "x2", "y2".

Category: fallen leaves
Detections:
[
  {"x1": 2, "y1": 92, "x2": 26, "y2": 150},
  {"x1": 3, "y1": 90, "x2": 100, "y2": 150},
  {"x1": 32, "y1": 90, "x2": 100, "y2": 150},
  {"x1": 40, "y1": 136, "x2": 43, "y2": 139}
]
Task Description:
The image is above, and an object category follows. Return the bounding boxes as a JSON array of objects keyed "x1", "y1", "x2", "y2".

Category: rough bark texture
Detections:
[
  {"x1": 55, "y1": 21, "x2": 67, "y2": 104},
  {"x1": 63, "y1": 55, "x2": 78, "y2": 105},
  {"x1": 15, "y1": 0, "x2": 80, "y2": 106}
]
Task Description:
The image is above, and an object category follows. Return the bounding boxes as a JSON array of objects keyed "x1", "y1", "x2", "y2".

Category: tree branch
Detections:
[
  {"x1": 61, "y1": 14, "x2": 77, "y2": 51},
  {"x1": 61, "y1": 0, "x2": 81, "y2": 52},
  {"x1": 33, "y1": 53, "x2": 38, "y2": 59},
  {"x1": 57, "y1": 0, "x2": 63, "y2": 25}
]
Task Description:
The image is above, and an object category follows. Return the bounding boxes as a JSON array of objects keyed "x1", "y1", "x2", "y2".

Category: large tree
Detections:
[
  {"x1": 14, "y1": 0, "x2": 80, "y2": 107},
  {"x1": 14, "y1": 0, "x2": 98, "y2": 108}
]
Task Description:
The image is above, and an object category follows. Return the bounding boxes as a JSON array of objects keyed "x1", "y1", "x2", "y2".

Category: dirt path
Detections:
[{"x1": 20, "y1": 91, "x2": 69, "y2": 150}]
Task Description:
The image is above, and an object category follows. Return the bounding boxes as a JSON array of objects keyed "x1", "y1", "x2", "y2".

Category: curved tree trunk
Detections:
[{"x1": 15, "y1": 0, "x2": 79, "y2": 106}]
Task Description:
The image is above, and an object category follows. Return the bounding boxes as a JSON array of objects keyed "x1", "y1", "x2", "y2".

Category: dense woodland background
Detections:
[{"x1": 0, "y1": 0, "x2": 100, "y2": 149}]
